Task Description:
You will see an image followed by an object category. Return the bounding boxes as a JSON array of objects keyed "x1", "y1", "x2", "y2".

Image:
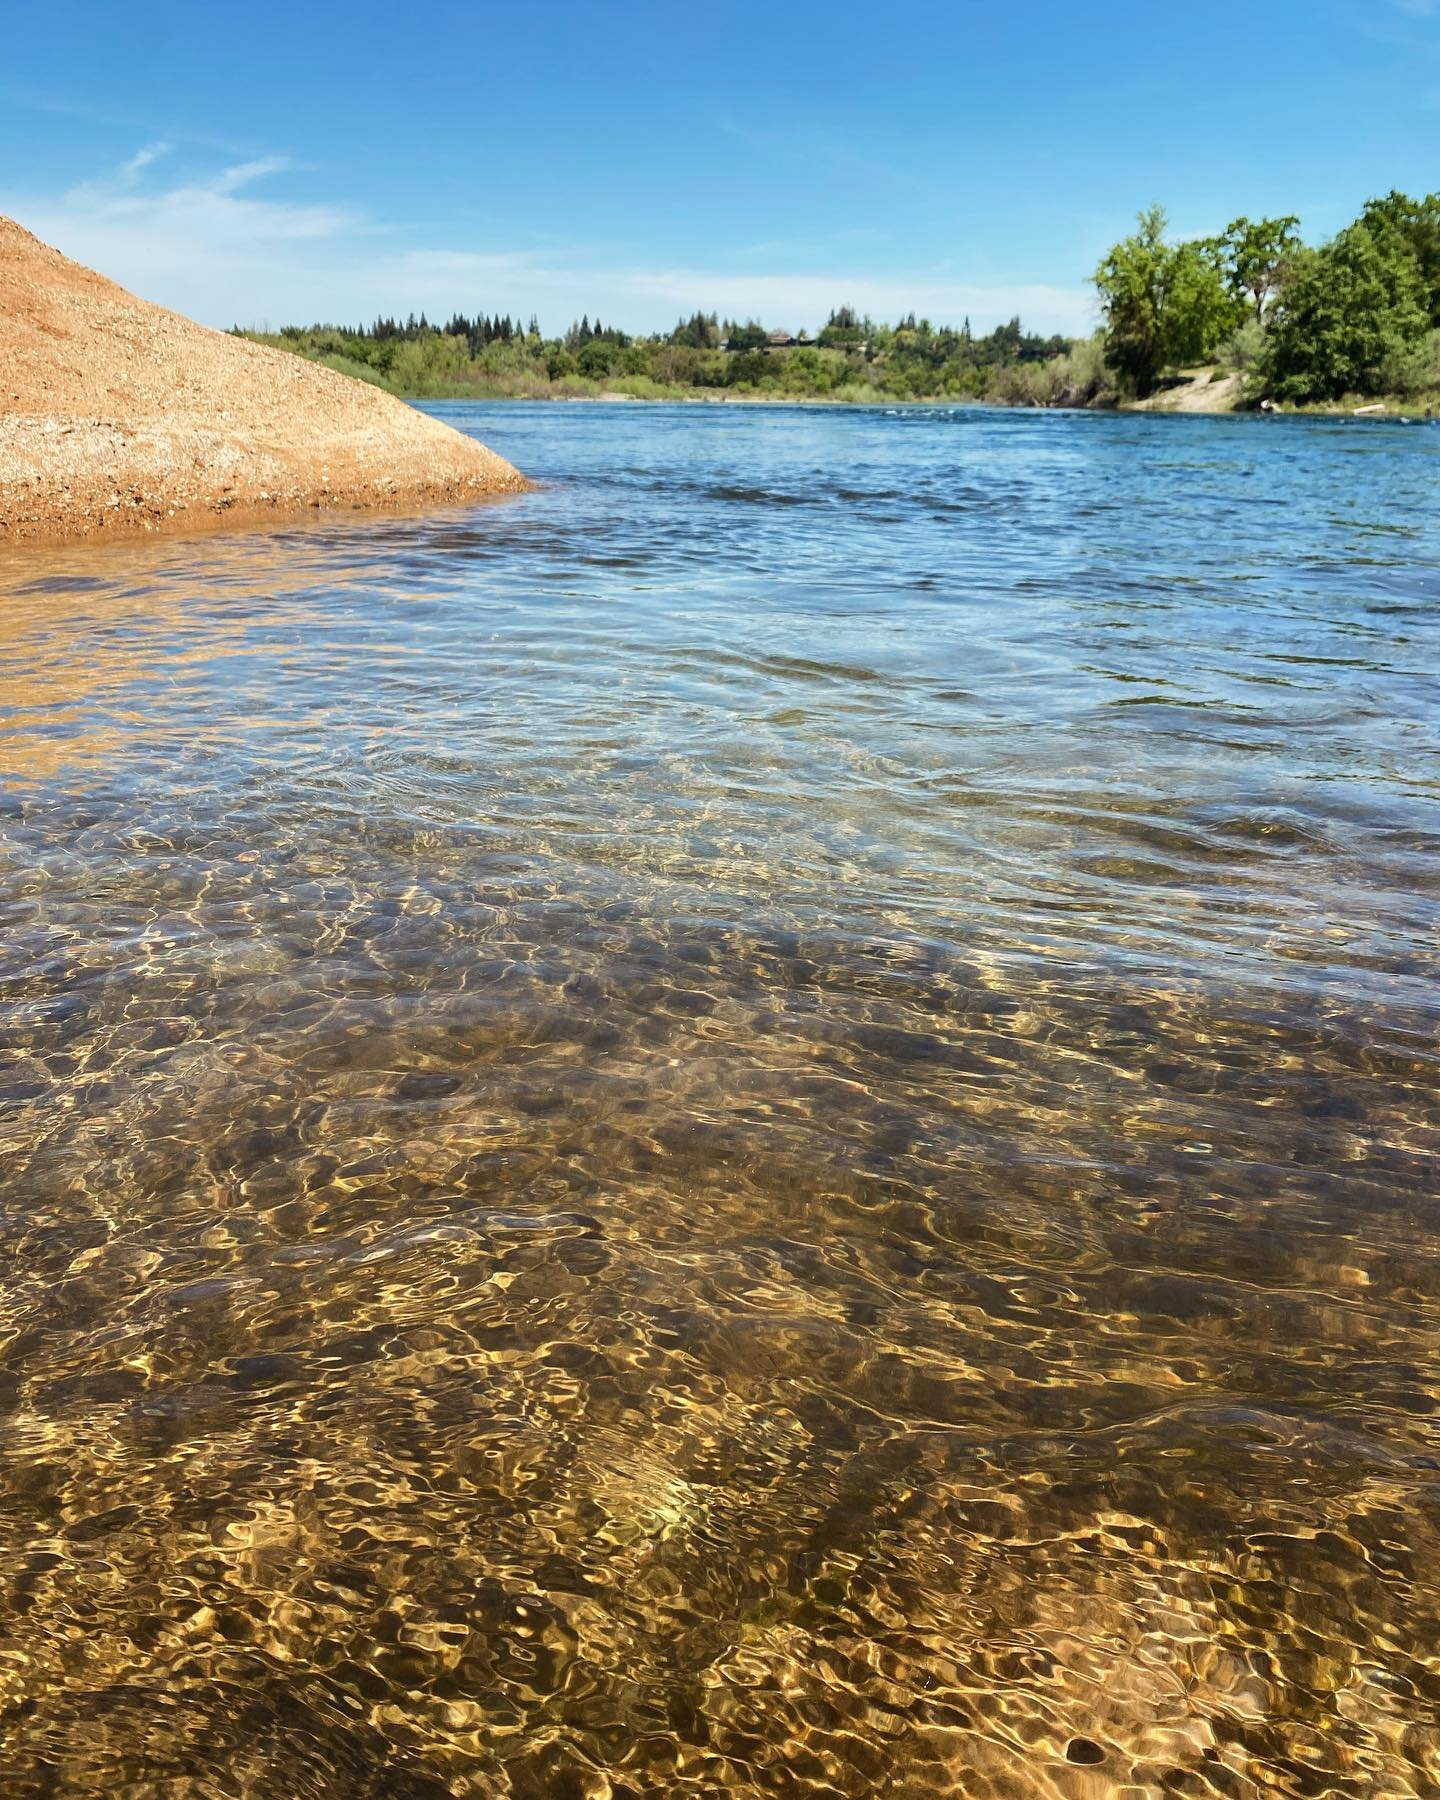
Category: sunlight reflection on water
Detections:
[{"x1": 1, "y1": 403, "x2": 1438, "y2": 1796}]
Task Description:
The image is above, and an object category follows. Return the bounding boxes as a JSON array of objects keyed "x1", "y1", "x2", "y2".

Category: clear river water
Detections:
[{"x1": 1, "y1": 402, "x2": 1438, "y2": 1797}]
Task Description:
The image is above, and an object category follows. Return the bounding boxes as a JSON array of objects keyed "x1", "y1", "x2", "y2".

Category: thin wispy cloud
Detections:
[
  {"x1": 1, "y1": 146, "x2": 1096, "y2": 337},
  {"x1": 1344, "y1": 0, "x2": 1440, "y2": 51},
  {"x1": 606, "y1": 265, "x2": 1094, "y2": 334},
  {"x1": 0, "y1": 84, "x2": 253, "y2": 155},
  {"x1": 115, "y1": 142, "x2": 171, "y2": 183},
  {"x1": 9, "y1": 149, "x2": 359, "y2": 268},
  {"x1": 211, "y1": 156, "x2": 299, "y2": 196},
  {"x1": 709, "y1": 109, "x2": 919, "y2": 193},
  {"x1": 317, "y1": 245, "x2": 1095, "y2": 338},
  {"x1": 56, "y1": 148, "x2": 341, "y2": 239}
]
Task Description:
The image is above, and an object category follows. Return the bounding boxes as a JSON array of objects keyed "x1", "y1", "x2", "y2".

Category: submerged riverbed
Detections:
[{"x1": 1, "y1": 403, "x2": 1438, "y2": 1797}]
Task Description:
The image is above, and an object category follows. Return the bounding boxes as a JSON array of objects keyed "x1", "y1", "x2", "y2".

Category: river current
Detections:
[{"x1": 1, "y1": 402, "x2": 1438, "y2": 1796}]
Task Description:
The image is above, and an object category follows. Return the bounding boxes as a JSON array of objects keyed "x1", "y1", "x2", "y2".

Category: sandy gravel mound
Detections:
[
  {"x1": 0, "y1": 214, "x2": 528, "y2": 545},
  {"x1": 1128, "y1": 369, "x2": 1242, "y2": 413}
]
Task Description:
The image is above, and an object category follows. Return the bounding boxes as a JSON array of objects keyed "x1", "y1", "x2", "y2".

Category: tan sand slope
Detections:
[{"x1": 0, "y1": 214, "x2": 528, "y2": 544}]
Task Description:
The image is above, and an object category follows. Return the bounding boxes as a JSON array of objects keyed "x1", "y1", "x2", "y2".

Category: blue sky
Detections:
[{"x1": 3, "y1": 0, "x2": 1436, "y2": 336}]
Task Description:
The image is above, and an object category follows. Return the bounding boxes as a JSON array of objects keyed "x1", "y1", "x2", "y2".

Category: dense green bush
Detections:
[
  {"x1": 243, "y1": 296, "x2": 1113, "y2": 408},
  {"x1": 1262, "y1": 226, "x2": 1427, "y2": 400},
  {"x1": 1381, "y1": 327, "x2": 1440, "y2": 398},
  {"x1": 1093, "y1": 190, "x2": 1439, "y2": 404},
  {"x1": 1217, "y1": 319, "x2": 1268, "y2": 380}
]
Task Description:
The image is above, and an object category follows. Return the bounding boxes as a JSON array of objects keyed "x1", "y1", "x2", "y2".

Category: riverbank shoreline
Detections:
[{"x1": 443, "y1": 384, "x2": 1436, "y2": 420}]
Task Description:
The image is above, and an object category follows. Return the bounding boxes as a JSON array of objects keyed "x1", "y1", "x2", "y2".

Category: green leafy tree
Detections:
[
  {"x1": 1164, "y1": 239, "x2": 1242, "y2": 362},
  {"x1": 726, "y1": 320, "x2": 769, "y2": 351},
  {"x1": 1262, "y1": 222, "x2": 1427, "y2": 400},
  {"x1": 817, "y1": 305, "x2": 866, "y2": 349},
  {"x1": 1360, "y1": 190, "x2": 1440, "y2": 324},
  {"x1": 1218, "y1": 215, "x2": 1301, "y2": 319},
  {"x1": 577, "y1": 339, "x2": 618, "y2": 379},
  {"x1": 1094, "y1": 206, "x2": 1239, "y2": 394}
]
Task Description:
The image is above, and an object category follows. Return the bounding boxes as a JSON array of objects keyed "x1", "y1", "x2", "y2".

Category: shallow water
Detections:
[{"x1": 1, "y1": 401, "x2": 1438, "y2": 1797}]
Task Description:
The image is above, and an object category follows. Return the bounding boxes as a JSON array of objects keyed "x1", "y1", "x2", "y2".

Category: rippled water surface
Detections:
[{"x1": 2, "y1": 403, "x2": 1439, "y2": 1797}]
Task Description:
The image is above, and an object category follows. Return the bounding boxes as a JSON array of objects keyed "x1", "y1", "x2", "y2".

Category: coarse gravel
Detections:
[{"x1": 0, "y1": 214, "x2": 529, "y2": 546}]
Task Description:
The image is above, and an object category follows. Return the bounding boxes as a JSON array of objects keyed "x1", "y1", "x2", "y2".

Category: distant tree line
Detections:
[
  {"x1": 243, "y1": 302, "x2": 1108, "y2": 406},
  {"x1": 241, "y1": 193, "x2": 1439, "y2": 412},
  {"x1": 1094, "y1": 190, "x2": 1440, "y2": 402}
]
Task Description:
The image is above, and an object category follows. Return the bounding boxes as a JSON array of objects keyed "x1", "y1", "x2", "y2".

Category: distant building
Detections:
[{"x1": 718, "y1": 327, "x2": 815, "y2": 353}]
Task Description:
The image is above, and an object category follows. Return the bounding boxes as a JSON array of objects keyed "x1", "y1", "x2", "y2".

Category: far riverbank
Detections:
[{"x1": 561, "y1": 379, "x2": 1437, "y2": 419}]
